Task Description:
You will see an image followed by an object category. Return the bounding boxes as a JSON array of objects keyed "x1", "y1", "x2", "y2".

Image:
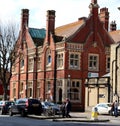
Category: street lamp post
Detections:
[{"x1": 68, "y1": 74, "x2": 71, "y2": 99}]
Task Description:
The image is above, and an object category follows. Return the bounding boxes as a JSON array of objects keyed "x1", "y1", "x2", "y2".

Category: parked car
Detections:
[
  {"x1": 92, "y1": 103, "x2": 112, "y2": 115},
  {"x1": 41, "y1": 101, "x2": 60, "y2": 115},
  {"x1": 93, "y1": 103, "x2": 120, "y2": 115},
  {"x1": 9, "y1": 98, "x2": 42, "y2": 117},
  {"x1": 0, "y1": 101, "x2": 14, "y2": 115}
]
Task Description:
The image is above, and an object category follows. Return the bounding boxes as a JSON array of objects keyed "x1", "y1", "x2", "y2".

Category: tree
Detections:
[{"x1": 0, "y1": 21, "x2": 19, "y2": 100}]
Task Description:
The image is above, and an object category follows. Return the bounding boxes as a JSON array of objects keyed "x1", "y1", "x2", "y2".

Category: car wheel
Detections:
[
  {"x1": 109, "y1": 110, "x2": 113, "y2": 116},
  {"x1": 21, "y1": 110, "x2": 26, "y2": 117},
  {"x1": 9, "y1": 109, "x2": 13, "y2": 116},
  {"x1": 44, "y1": 109, "x2": 48, "y2": 116}
]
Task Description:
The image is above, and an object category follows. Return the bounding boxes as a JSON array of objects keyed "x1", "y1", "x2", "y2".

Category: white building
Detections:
[{"x1": 109, "y1": 29, "x2": 120, "y2": 102}]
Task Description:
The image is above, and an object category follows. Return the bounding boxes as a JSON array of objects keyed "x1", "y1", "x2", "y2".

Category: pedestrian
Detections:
[
  {"x1": 61, "y1": 101, "x2": 66, "y2": 118},
  {"x1": 111, "y1": 102, "x2": 114, "y2": 115},
  {"x1": 65, "y1": 98, "x2": 71, "y2": 118},
  {"x1": 114, "y1": 100, "x2": 118, "y2": 117}
]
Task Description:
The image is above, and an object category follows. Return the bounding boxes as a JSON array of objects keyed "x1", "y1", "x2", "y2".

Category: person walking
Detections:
[
  {"x1": 110, "y1": 102, "x2": 114, "y2": 115},
  {"x1": 114, "y1": 100, "x2": 119, "y2": 117},
  {"x1": 61, "y1": 101, "x2": 66, "y2": 118},
  {"x1": 65, "y1": 98, "x2": 71, "y2": 118}
]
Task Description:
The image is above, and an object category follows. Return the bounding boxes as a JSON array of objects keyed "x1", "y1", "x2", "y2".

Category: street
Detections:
[{"x1": 0, "y1": 114, "x2": 120, "y2": 126}]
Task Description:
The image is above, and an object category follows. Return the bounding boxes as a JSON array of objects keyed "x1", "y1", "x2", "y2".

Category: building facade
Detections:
[
  {"x1": 85, "y1": 76, "x2": 110, "y2": 107},
  {"x1": 10, "y1": 0, "x2": 114, "y2": 111},
  {"x1": 109, "y1": 29, "x2": 120, "y2": 103}
]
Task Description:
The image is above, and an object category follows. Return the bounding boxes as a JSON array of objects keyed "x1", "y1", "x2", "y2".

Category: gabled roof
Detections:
[
  {"x1": 109, "y1": 30, "x2": 120, "y2": 43},
  {"x1": 55, "y1": 18, "x2": 85, "y2": 39},
  {"x1": 29, "y1": 28, "x2": 46, "y2": 46}
]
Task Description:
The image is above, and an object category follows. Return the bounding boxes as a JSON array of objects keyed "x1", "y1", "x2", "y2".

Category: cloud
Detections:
[{"x1": 0, "y1": 0, "x2": 120, "y2": 29}]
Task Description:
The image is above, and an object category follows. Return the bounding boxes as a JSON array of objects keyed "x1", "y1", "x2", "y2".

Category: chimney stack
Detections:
[
  {"x1": 99, "y1": 8, "x2": 109, "y2": 31},
  {"x1": 89, "y1": 0, "x2": 99, "y2": 16},
  {"x1": 46, "y1": 10, "x2": 55, "y2": 44},
  {"x1": 21, "y1": 9, "x2": 29, "y2": 42},
  {"x1": 110, "y1": 21, "x2": 117, "y2": 31},
  {"x1": 91, "y1": 0, "x2": 97, "y2": 4},
  {"x1": 21, "y1": 9, "x2": 29, "y2": 31}
]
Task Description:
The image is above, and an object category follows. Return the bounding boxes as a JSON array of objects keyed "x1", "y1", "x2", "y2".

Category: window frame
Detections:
[
  {"x1": 28, "y1": 58, "x2": 34, "y2": 72},
  {"x1": 69, "y1": 53, "x2": 80, "y2": 69},
  {"x1": 67, "y1": 80, "x2": 81, "y2": 101},
  {"x1": 46, "y1": 49, "x2": 52, "y2": 66},
  {"x1": 37, "y1": 56, "x2": 41, "y2": 71},
  {"x1": 27, "y1": 81, "x2": 33, "y2": 98},
  {"x1": 57, "y1": 53, "x2": 64, "y2": 69},
  {"x1": 88, "y1": 54, "x2": 99, "y2": 71},
  {"x1": 106, "y1": 56, "x2": 110, "y2": 72}
]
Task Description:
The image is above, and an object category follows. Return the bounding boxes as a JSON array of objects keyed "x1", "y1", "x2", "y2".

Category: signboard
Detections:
[{"x1": 88, "y1": 72, "x2": 99, "y2": 77}]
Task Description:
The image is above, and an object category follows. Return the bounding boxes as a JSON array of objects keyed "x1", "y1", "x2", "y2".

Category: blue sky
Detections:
[{"x1": 0, "y1": 0, "x2": 120, "y2": 29}]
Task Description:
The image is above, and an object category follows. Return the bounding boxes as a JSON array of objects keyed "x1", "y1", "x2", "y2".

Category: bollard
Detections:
[{"x1": 91, "y1": 107, "x2": 98, "y2": 120}]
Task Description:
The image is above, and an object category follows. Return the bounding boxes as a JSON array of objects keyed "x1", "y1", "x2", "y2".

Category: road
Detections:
[{"x1": 0, "y1": 115, "x2": 120, "y2": 126}]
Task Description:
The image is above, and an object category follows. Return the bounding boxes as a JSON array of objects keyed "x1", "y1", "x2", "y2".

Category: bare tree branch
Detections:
[{"x1": 0, "y1": 21, "x2": 19, "y2": 100}]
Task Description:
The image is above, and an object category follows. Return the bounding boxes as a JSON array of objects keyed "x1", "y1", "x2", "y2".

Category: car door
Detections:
[
  {"x1": 97, "y1": 104, "x2": 108, "y2": 114},
  {"x1": 101, "y1": 104, "x2": 109, "y2": 114},
  {"x1": 11, "y1": 100, "x2": 20, "y2": 113},
  {"x1": 16, "y1": 99, "x2": 26, "y2": 113}
]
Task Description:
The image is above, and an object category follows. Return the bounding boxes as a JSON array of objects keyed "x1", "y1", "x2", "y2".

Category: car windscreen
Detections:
[{"x1": 44, "y1": 102, "x2": 55, "y2": 106}]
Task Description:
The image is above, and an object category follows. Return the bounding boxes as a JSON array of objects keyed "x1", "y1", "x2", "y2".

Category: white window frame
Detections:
[
  {"x1": 37, "y1": 56, "x2": 41, "y2": 71},
  {"x1": 69, "y1": 53, "x2": 80, "y2": 69},
  {"x1": 37, "y1": 81, "x2": 41, "y2": 98},
  {"x1": 28, "y1": 58, "x2": 34, "y2": 71},
  {"x1": 27, "y1": 81, "x2": 33, "y2": 98},
  {"x1": 20, "y1": 82, "x2": 24, "y2": 94},
  {"x1": 57, "y1": 53, "x2": 63, "y2": 69},
  {"x1": 20, "y1": 59, "x2": 24, "y2": 72},
  {"x1": 12, "y1": 83, "x2": 16, "y2": 98},
  {"x1": 88, "y1": 54, "x2": 99, "y2": 71},
  {"x1": 67, "y1": 80, "x2": 81, "y2": 101}
]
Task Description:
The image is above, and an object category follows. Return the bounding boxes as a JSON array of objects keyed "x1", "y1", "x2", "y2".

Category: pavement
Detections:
[{"x1": 28, "y1": 111, "x2": 110, "y2": 122}]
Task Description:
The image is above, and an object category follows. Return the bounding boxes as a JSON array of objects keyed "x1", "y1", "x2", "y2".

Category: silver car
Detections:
[{"x1": 41, "y1": 101, "x2": 60, "y2": 115}]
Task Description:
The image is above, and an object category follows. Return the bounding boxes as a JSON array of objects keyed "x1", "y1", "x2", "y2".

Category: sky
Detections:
[{"x1": 0, "y1": 0, "x2": 120, "y2": 30}]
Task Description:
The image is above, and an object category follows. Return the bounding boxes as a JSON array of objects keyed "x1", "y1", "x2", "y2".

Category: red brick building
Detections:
[{"x1": 10, "y1": 0, "x2": 114, "y2": 111}]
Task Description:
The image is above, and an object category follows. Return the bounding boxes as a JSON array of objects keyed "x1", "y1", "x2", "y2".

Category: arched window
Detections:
[
  {"x1": 46, "y1": 49, "x2": 51, "y2": 66},
  {"x1": 48, "y1": 55, "x2": 51, "y2": 64}
]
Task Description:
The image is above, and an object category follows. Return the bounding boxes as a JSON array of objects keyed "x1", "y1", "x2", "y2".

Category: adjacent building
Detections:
[
  {"x1": 109, "y1": 25, "x2": 120, "y2": 103},
  {"x1": 10, "y1": 0, "x2": 114, "y2": 111}
]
